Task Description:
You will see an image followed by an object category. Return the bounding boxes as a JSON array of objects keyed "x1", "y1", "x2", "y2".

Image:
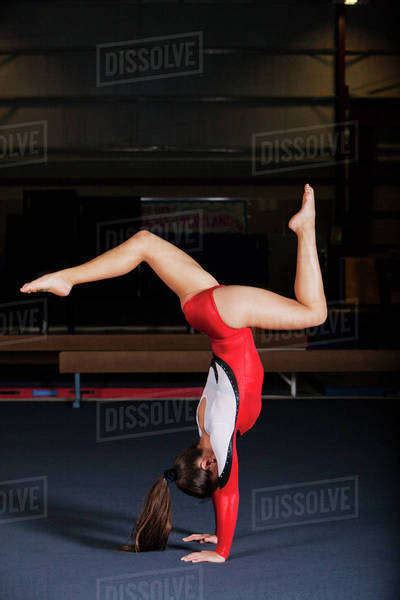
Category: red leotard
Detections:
[{"x1": 182, "y1": 284, "x2": 264, "y2": 559}]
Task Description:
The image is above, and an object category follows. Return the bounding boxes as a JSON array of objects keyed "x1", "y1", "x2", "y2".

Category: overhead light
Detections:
[{"x1": 344, "y1": 0, "x2": 358, "y2": 5}]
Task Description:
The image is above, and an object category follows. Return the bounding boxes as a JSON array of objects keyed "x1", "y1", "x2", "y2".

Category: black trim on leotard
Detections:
[{"x1": 211, "y1": 354, "x2": 240, "y2": 489}]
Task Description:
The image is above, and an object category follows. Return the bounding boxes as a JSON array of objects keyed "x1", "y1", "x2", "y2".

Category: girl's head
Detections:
[{"x1": 132, "y1": 443, "x2": 218, "y2": 552}]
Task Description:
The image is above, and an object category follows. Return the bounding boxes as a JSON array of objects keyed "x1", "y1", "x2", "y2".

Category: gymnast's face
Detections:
[{"x1": 198, "y1": 448, "x2": 218, "y2": 477}]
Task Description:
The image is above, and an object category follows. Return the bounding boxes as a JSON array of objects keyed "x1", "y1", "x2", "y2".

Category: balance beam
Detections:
[{"x1": 59, "y1": 349, "x2": 399, "y2": 407}]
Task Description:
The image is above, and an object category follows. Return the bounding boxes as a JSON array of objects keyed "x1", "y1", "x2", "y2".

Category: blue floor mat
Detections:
[{"x1": 0, "y1": 399, "x2": 398, "y2": 600}]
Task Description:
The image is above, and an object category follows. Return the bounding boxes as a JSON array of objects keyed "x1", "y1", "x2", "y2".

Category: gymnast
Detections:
[{"x1": 20, "y1": 184, "x2": 327, "y2": 563}]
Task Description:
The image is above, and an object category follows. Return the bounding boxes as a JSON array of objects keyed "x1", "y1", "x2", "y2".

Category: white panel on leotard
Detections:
[{"x1": 196, "y1": 362, "x2": 237, "y2": 476}]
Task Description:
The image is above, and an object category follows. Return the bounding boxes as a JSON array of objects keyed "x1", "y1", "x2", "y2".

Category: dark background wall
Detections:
[{"x1": 0, "y1": 0, "x2": 399, "y2": 341}]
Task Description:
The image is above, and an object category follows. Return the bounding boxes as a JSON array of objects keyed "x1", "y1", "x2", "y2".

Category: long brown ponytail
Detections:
[
  {"x1": 124, "y1": 443, "x2": 218, "y2": 553},
  {"x1": 133, "y1": 476, "x2": 172, "y2": 552}
]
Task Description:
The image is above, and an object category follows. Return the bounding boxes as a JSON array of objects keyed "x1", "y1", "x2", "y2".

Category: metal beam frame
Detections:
[
  {"x1": 0, "y1": 95, "x2": 334, "y2": 107},
  {"x1": 278, "y1": 373, "x2": 297, "y2": 399},
  {"x1": 0, "y1": 46, "x2": 398, "y2": 57},
  {"x1": 0, "y1": 176, "x2": 339, "y2": 187},
  {"x1": 334, "y1": 2, "x2": 349, "y2": 226}
]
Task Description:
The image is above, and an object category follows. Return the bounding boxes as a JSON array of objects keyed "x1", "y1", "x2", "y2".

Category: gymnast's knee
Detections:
[{"x1": 129, "y1": 228, "x2": 153, "y2": 257}]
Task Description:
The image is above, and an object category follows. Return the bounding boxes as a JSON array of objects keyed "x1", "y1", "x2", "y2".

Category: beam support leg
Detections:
[
  {"x1": 73, "y1": 373, "x2": 81, "y2": 408},
  {"x1": 279, "y1": 372, "x2": 298, "y2": 399}
]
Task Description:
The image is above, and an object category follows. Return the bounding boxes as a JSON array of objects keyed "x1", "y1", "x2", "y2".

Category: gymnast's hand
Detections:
[
  {"x1": 181, "y1": 550, "x2": 225, "y2": 564},
  {"x1": 182, "y1": 533, "x2": 218, "y2": 545}
]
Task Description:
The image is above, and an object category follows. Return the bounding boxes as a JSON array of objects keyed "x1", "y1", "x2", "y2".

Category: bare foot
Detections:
[
  {"x1": 20, "y1": 272, "x2": 72, "y2": 297},
  {"x1": 288, "y1": 184, "x2": 316, "y2": 233}
]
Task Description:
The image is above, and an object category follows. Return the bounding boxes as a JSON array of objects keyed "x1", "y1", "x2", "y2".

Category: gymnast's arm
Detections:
[
  {"x1": 181, "y1": 427, "x2": 239, "y2": 563},
  {"x1": 212, "y1": 428, "x2": 239, "y2": 560}
]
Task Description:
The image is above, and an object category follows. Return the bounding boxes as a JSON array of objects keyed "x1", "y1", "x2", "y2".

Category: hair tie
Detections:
[{"x1": 163, "y1": 468, "x2": 177, "y2": 483}]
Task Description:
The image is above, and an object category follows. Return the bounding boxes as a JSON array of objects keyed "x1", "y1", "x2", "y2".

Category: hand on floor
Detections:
[
  {"x1": 182, "y1": 533, "x2": 217, "y2": 545},
  {"x1": 181, "y1": 550, "x2": 225, "y2": 563}
]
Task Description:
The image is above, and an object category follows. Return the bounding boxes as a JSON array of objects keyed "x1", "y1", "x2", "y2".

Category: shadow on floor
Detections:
[{"x1": 22, "y1": 497, "x2": 192, "y2": 551}]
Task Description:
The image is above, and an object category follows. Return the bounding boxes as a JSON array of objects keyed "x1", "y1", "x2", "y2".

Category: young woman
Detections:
[{"x1": 20, "y1": 184, "x2": 327, "y2": 564}]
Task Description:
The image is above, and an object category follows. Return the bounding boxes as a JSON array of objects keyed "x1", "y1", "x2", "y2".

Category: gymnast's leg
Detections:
[
  {"x1": 212, "y1": 184, "x2": 327, "y2": 330},
  {"x1": 21, "y1": 184, "x2": 327, "y2": 331},
  {"x1": 20, "y1": 229, "x2": 218, "y2": 305}
]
